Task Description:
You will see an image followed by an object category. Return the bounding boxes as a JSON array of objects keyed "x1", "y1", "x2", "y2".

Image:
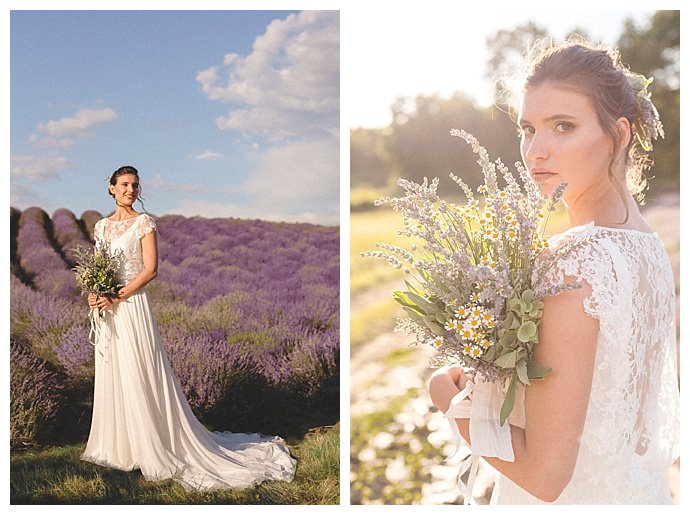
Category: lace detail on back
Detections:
[
  {"x1": 94, "y1": 214, "x2": 157, "y2": 283},
  {"x1": 515, "y1": 222, "x2": 680, "y2": 503}
]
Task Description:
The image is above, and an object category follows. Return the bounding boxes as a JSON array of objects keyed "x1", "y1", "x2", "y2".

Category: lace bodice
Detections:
[
  {"x1": 94, "y1": 214, "x2": 157, "y2": 283},
  {"x1": 494, "y1": 222, "x2": 680, "y2": 504}
]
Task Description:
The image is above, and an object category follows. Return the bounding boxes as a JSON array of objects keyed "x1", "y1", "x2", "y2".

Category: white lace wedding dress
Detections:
[
  {"x1": 81, "y1": 214, "x2": 296, "y2": 491},
  {"x1": 490, "y1": 222, "x2": 680, "y2": 504}
]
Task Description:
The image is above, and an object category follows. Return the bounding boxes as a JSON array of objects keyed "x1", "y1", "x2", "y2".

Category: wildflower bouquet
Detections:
[
  {"x1": 363, "y1": 129, "x2": 585, "y2": 426},
  {"x1": 72, "y1": 241, "x2": 123, "y2": 340},
  {"x1": 72, "y1": 241, "x2": 123, "y2": 299}
]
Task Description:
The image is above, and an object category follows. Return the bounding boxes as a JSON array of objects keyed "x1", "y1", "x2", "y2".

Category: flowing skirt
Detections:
[{"x1": 81, "y1": 290, "x2": 296, "y2": 491}]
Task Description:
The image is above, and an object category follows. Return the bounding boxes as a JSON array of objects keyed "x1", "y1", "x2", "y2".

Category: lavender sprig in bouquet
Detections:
[
  {"x1": 72, "y1": 241, "x2": 123, "y2": 322},
  {"x1": 362, "y1": 129, "x2": 587, "y2": 425}
]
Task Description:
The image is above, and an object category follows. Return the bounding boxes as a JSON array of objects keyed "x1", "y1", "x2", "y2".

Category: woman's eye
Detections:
[
  {"x1": 555, "y1": 122, "x2": 573, "y2": 132},
  {"x1": 517, "y1": 126, "x2": 534, "y2": 137}
]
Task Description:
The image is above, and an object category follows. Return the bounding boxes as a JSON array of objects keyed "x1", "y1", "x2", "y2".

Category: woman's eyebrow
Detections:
[{"x1": 519, "y1": 113, "x2": 578, "y2": 125}]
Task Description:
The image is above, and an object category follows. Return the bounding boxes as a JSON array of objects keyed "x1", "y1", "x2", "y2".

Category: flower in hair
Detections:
[{"x1": 625, "y1": 71, "x2": 664, "y2": 152}]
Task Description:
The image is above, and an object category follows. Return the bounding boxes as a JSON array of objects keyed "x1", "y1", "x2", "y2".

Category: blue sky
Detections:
[{"x1": 10, "y1": 10, "x2": 340, "y2": 225}]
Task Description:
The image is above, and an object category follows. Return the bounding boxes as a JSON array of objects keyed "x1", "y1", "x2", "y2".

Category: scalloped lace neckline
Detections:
[
  {"x1": 565, "y1": 221, "x2": 658, "y2": 237},
  {"x1": 106, "y1": 215, "x2": 142, "y2": 224}
]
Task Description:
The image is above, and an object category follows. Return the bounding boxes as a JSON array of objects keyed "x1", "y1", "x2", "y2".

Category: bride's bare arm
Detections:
[
  {"x1": 117, "y1": 230, "x2": 158, "y2": 301},
  {"x1": 429, "y1": 281, "x2": 599, "y2": 502}
]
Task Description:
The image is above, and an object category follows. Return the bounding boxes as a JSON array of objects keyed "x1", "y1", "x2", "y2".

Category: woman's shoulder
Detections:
[
  {"x1": 541, "y1": 221, "x2": 664, "y2": 289},
  {"x1": 535, "y1": 224, "x2": 615, "y2": 292},
  {"x1": 549, "y1": 222, "x2": 598, "y2": 246},
  {"x1": 136, "y1": 212, "x2": 155, "y2": 223},
  {"x1": 550, "y1": 222, "x2": 660, "y2": 253},
  {"x1": 135, "y1": 212, "x2": 158, "y2": 237},
  {"x1": 545, "y1": 222, "x2": 605, "y2": 264}
]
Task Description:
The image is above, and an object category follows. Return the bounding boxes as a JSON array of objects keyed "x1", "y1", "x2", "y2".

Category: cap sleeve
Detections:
[
  {"x1": 136, "y1": 214, "x2": 157, "y2": 240},
  {"x1": 536, "y1": 226, "x2": 619, "y2": 322}
]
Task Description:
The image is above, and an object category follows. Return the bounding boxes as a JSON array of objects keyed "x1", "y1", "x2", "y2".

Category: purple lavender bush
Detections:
[
  {"x1": 161, "y1": 327, "x2": 251, "y2": 412},
  {"x1": 10, "y1": 207, "x2": 339, "y2": 439},
  {"x1": 52, "y1": 324, "x2": 94, "y2": 383},
  {"x1": 80, "y1": 209, "x2": 102, "y2": 239},
  {"x1": 11, "y1": 274, "x2": 84, "y2": 363},
  {"x1": 11, "y1": 207, "x2": 21, "y2": 273},
  {"x1": 15, "y1": 207, "x2": 78, "y2": 298},
  {"x1": 10, "y1": 339, "x2": 65, "y2": 447},
  {"x1": 52, "y1": 208, "x2": 92, "y2": 266}
]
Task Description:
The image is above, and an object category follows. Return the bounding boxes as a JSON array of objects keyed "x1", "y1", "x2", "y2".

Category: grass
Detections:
[
  {"x1": 351, "y1": 187, "x2": 389, "y2": 212},
  {"x1": 350, "y1": 388, "x2": 437, "y2": 505},
  {"x1": 350, "y1": 297, "x2": 401, "y2": 350},
  {"x1": 351, "y1": 209, "x2": 421, "y2": 296},
  {"x1": 382, "y1": 346, "x2": 418, "y2": 367},
  {"x1": 10, "y1": 423, "x2": 339, "y2": 505}
]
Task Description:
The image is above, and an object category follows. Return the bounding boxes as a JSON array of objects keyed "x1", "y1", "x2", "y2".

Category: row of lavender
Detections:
[{"x1": 10, "y1": 206, "x2": 339, "y2": 446}]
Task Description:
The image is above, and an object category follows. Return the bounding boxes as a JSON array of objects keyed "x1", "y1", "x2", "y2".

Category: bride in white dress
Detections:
[
  {"x1": 81, "y1": 166, "x2": 296, "y2": 491},
  {"x1": 428, "y1": 39, "x2": 679, "y2": 504}
]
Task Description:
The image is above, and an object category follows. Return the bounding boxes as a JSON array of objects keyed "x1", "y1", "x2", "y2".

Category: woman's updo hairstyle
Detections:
[{"x1": 521, "y1": 36, "x2": 664, "y2": 206}]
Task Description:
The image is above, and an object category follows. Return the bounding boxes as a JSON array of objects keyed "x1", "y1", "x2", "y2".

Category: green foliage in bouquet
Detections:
[
  {"x1": 363, "y1": 129, "x2": 589, "y2": 425},
  {"x1": 72, "y1": 241, "x2": 123, "y2": 298}
]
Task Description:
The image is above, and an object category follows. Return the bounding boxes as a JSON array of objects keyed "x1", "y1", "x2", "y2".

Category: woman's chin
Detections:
[{"x1": 535, "y1": 183, "x2": 557, "y2": 198}]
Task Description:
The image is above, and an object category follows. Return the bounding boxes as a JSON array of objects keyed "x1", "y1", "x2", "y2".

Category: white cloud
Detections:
[
  {"x1": 10, "y1": 154, "x2": 76, "y2": 179},
  {"x1": 175, "y1": 135, "x2": 338, "y2": 224},
  {"x1": 193, "y1": 150, "x2": 224, "y2": 160},
  {"x1": 241, "y1": 136, "x2": 339, "y2": 208},
  {"x1": 10, "y1": 183, "x2": 50, "y2": 209},
  {"x1": 190, "y1": 11, "x2": 339, "y2": 225},
  {"x1": 168, "y1": 135, "x2": 339, "y2": 225},
  {"x1": 150, "y1": 174, "x2": 208, "y2": 193},
  {"x1": 197, "y1": 11, "x2": 339, "y2": 140},
  {"x1": 30, "y1": 108, "x2": 118, "y2": 148}
]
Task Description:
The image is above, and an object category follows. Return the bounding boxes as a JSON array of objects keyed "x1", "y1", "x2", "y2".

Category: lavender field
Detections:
[{"x1": 10, "y1": 206, "x2": 339, "y2": 453}]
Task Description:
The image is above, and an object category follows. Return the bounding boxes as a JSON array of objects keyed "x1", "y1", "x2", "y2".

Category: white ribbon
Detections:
[
  {"x1": 443, "y1": 377, "x2": 525, "y2": 504},
  {"x1": 88, "y1": 307, "x2": 109, "y2": 362},
  {"x1": 443, "y1": 380, "x2": 477, "y2": 504},
  {"x1": 444, "y1": 380, "x2": 474, "y2": 462}
]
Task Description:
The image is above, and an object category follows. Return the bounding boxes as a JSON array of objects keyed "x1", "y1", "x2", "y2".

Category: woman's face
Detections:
[
  {"x1": 518, "y1": 82, "x2": 615, "y2": 203},
  {"x1": 110, "y1": 173, "x2": 139, "y2": 206}
]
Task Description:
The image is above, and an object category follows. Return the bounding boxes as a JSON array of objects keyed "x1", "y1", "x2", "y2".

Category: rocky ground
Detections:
[{"x1": 349, "y1": 192, "x2": 680, "y2": 505}]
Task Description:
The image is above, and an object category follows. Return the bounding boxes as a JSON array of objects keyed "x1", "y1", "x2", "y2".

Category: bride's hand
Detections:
[
  {"x1": 449, "y1": 365, "x2": 470, "y2": 390},
  {"x1": 431, "y1": 364, "x2": 470, "y2": 391},
  {"x1": 94, "y1": 292, "x2": 121, "y2": 311},
  {"x1": 87, "y1": 293, "x2": 98, "y2": 309}
]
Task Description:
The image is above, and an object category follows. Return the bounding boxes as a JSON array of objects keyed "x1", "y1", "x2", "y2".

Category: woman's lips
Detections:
[{"x1": 531, "y1": 168, "x2": 557, "y2": 181}]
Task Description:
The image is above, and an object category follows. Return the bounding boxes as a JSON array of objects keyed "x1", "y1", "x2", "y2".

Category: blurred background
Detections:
[{"x1": 349, "y1": 9, "x2": 679, "y2": 504}]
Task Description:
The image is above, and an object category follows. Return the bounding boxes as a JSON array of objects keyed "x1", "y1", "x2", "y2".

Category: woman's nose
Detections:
[{"x1": 523, "y1": 133, "x2": 549, "y2": 162}]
